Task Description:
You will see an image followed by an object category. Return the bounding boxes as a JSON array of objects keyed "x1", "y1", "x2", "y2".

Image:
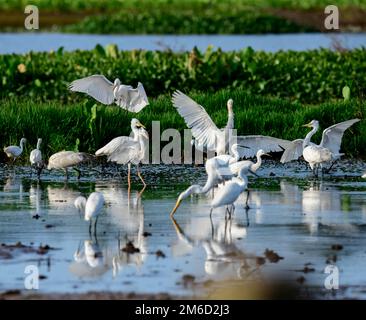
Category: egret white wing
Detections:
[
  {"x1": 69, "y1": 75, "x2": 115, "y2": 105},
  {"x1": 235, "y1": 135, "x2": 293, "y2": 158},
  {"x1": 172, "y1": 91, "x2": 221, "y2": 150},
  {"x1": 95, "y1": 136, "x2": 134, "y2": 156},
  {"x1": 280, "y1": 139, "x2": 304, "y2": 163},
  {"x1": 115, "y1": 82, "x2": 149, "y2": 113},
  {"x1": 107, "y1": 140, "x2": 141, "y2": 164},
  {"x1": 320, "y1": 119, "x2": 360, "y2": 155}
]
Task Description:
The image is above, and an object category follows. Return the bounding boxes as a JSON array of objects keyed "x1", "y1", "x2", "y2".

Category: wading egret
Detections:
[
  {"x1": 170, "y1": 156, "x2": 255, "y2": 217},
  {"x1": 229, "y1": 149, "x2": 270, "y2": 175},
  {"x1": 96, "y1": 118, "x2": 149, "y2": 190},
  {"x1": 30, "y1": 138, "x2": 43, "y2": 178},
  {"x1": 172, "y1": 91, "x2": 292, "y2": 157},
  {"x1": 77, "y1": 192, "x2": 105, "y2": 235},
  {"x1": 3, "y1": 138, "x2": 26, "y2": 163},
  {"x1": 69, "y1": 75, "x2": 149, "y2": 112},
  {"x1": 47, "y1": 151, "x2": 94, "y2": 180},
  {"x1": 281, "y1": 119, "x2": 360, "y2": 175},
  {"x1": 210, "y1": 166, "x2": 251, "y2": 217}
]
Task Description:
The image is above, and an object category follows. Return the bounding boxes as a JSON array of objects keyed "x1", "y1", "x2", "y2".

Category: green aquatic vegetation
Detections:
[
  {"x1": 0, "y1": 89, "x2": 364, "y2": 162},
  {"x1": 1, "y1": 47, "x2": 365, "y2": 103}
]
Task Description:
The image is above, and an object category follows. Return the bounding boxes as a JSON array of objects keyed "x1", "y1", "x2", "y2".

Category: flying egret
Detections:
[
  {"x1": 280, "y1": 119, "x2": 360, "y2": 175},
  {"x1": 95, "y1": 118, "x2": 149, "y2": 191},
  {"x1": 30, "y1": 138, "x2": 43, "y2": 178},
  {"x1": 229, "y1": 149, "x2": 270, "y2": 176},
  {"x1": 76, "y1": 192, "x2": 105, "y2": 235},
  {"x1": 47, "y1": 151, "x2": 94, "y2": 180},
  {"x1": 172, "y1": 91, "x2": 292, "y2": 157},
  {"x1": 3, "y1": 138, "x2": 26, "y2": 163},
  {"x1": 69, "y1": 75, "x2": 149, "y2": 113},
  {"x1": 210, "y1": 166, "x2": 251, "y2": 217}
]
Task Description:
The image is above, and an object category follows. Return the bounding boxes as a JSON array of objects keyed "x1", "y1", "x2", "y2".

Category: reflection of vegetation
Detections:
[
  {"x1": 0, "y1": 89, "x2": 364, "y2": 159},
  {"x1": 1, "y1": 47, "x2": 365, "y2": 103},
  {"x1": 1, "y1": 0, "x2": 365, "y2": 33}
]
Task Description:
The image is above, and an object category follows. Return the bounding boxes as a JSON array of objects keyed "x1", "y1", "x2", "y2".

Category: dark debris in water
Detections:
[
  {"x1": 181, "y1": 274, "x2": 195, "y2": 288},
  {"x1": 122, "y1": 241, "x2": 140, "y2": 254},
  {"x1": 155, "y1": 250, "x2": 166, "y2": 258},
  {"x1": 143, "y1": 231, "x2": 152, "y2": 237},
  {"x1": 0, "y1": 242, "x2": 55, "y2": 259},
  {"x1": 296, "y1": 276, "x2": 306, "y2": 285},
  {"x1": 256, "y1": 257, "x2": 266, "y2": 266},
  {"x1": 331, "y1": 244, "x2": 343, "y2": 251},
  {"x1": 264, "y1": 249, "x2": 284, "y2": 263}
]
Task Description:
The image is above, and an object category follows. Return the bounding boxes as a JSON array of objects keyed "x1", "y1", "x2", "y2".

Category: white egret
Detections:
[
  {"x1": 172, "y1": 90, "x2": 292, "y2": 157},
  {"x1": 47, "y1": 151, "x2": 94, "y2": 180},
  {"x1": 210, "y1": 166, "x2": 250, "y2": 217},
  {"x1": 229, "y1": 149, "x2": 270, "y2": 175},
  {"x1": 74, "y1": 196, "x2": 87, "y2": 217},
  {"x1": 95, "y1": 118, "x2": 149, "y2": 190},
  {"x1": 30, "y1": 138, "x2": 43, "y2": 178},
  {"x1": 281, "y1": 119, "x2": 360, "y2": 175},
  {"x1": 170, "y1": 144, "x2": 255, "y2": 217},
  {"x1": 3, "y1": 138, "x2": 26, "y2": 163},
  {"x1": 69, "y1": 75, "x2": 149, "y2": 112},
  {"x1": 82, "y1": 192, "x2": 105, "y2": 235}
]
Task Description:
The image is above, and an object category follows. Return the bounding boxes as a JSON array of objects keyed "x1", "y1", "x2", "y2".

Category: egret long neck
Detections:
[
  {"x1": 226, "y1": 108, "x2": 234, "y2": 129},
  {"x1": 303, "y1": 125, "x2": 318, "y2": 149},
  {"x1": 19, "y1": 140, "x2": 24, "y2": 151},
  {"x1": 36, "y1": 140, "x2": 42, "y2": 150},
  {"x1": 238, "y1": 171, "x2": 248, "y2": 189},
  {"x1": 251, "y1": 154, "x2": 262, "y2": 172},
  {"x1": 138, "y1": 134, "x2": 148, "y2": 162},
  {"x1": 132, "y1": 127, "x2": 139, "y2": 141}
]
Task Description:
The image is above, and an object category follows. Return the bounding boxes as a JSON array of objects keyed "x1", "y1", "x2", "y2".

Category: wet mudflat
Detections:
[{"x1": 1, "y1": 160, "x2": 366, "y2": 299}]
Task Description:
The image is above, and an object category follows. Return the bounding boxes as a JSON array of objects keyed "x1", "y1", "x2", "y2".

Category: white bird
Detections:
[
  {"x1": 30, "y1": 138, "x2": 43, "y2": 178},
  {"x1": 69, "y1": 75, "x2": 149, "y2": 113},
  {"x1": 210, "y1": 166, "x2": 250, "y2": 217},
  {"x1": 74, "y1": 196, "x2": 87, "y2": 217},
  {"x1": 96, "y1": 118, "x2": 149, "y2": 190},
  {"x1": 170, "y1": 144, "x2": 256, "y2": 217},
  {"x1": 362, "y1": 173, "x2": 366, "y2": 179},
  {"x1": 79, "y1": 192, "x2": 105, "y2": 235},
  {"x1": 229, "y1": 149, "x2": 270, "y2": 176},
  {"x1": 3, "y1": 138, "x2": 26, "y2": 163},
  {"x1": 281, "y1": 119, "x2": 360, "y2": 175},
  {"x1": 47, "y1": 151, "x2": 94, "y2": 180},
  {"x1": 172, "y1": 91, "x2": 292, "y2": 157}
]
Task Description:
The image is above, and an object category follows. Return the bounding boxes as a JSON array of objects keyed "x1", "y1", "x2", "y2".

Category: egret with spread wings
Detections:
[
  {"x1": 172, "y1": 91, "x2": 292, "y2": 158},
  {"x1": 95, "y1": 118, "x2": 149, "y2": 191},
  {"x1": 280, "y1": 119, "x2": 360, "y2": 175},
  {"x1": 69, "y1": 75, "x2": 149, "y2": 113}
]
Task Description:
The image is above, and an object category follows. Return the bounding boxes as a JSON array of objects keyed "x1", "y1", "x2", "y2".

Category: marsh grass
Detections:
[{"x1": 0, "y1": 89, "x2": 364, "y2": 162}]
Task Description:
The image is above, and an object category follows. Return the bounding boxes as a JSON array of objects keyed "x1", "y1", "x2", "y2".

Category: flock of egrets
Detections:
[{"x1": 2, "y1": 74, "x2": 362, "y2": 234}]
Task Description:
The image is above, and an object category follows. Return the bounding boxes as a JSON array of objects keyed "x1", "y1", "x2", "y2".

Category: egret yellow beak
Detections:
[
  {"x1": 263, "y1": 153, "x2": 271, "y2": 157},
  {"x1": 302, "y1": 122, "x2": 312, "y2": 128},
  {"x1": 170, "y1": 199, "x2": 182, "y2": 217},
  {"x1": 137, "y1": 121, "x2": 146, "y2": 129}
]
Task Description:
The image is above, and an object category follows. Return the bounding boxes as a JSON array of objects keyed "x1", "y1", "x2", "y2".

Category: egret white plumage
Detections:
[
  {"x1": 82, "y1": 192, "x2": 105, "y2": 235},
  {"x1": 69, "y1": 75, "x2": 149, "y2": 112},
  {"x1": 172, "y1": 91, "x2": 292, "y2": 157},
  {"x1": 47, "y1": 151, "x2": 94, "y2": 180},
  {"x1": 95, "y1": 118, "x2": 149, "y2": 190},
  {"x1": 229, "y1": 149, "x2": 270, "y2": 176},
  {"x1": 74, "y1": 196, "x2": 87, "y2": 217},
  {"x1": 210, "y1": 166, "x2": 251, "y2": 217},
  {"x1": 280, "y1": 119, "x2": 360, "y2": 175},
  {"x1": 30, "y1": 138, "x2": 43, "y2": 178},
  {"x1": 170, "y1": 153, "x2": 255, "y2": 217},
  {"x1": 362, "y1": 173, "x2": 366, "y2": 179},
  {"x1": 3, "y1": 138, "x2": 26, "y2": 163}
]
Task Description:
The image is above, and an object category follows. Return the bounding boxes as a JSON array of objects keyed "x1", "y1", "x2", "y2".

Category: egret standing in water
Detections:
[
  {"x1": 281, "y1": 119, "x2": 360, "y2": 176},
  {"x1": 69, "y1": 75, "x2": 149, "y2": 113},
  {"x1": 75, "y1": 192, "x2": 105, "y2": 235},
  {"x1": 210, "y1": 166, "x2": 251, "y2": 217},
  {"x1": 96, "y1": 118, "x2": 149, "y2": 191},
  {"x1": 172, "y1": 90, "x2": 291, "y2": 157},
  {"x1": 30, "y1": 138, "x2": 43, "y2": 178},
  {"x1": 3, "y1": 138, "x2": 26, "y2": 163}
]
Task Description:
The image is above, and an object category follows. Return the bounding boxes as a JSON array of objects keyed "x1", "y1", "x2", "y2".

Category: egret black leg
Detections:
[
  {"x1": 89, "y1": 220, "x2": 92, "y2": 235},
  {"x1": 94, "y1": 216, "x2": 98, "y2": 237},
  {"x1": 325, "y1": 160, "x2": 336, "y2": 174},
  {"x1": 245, "y1": 190, "x2": 250, "y2": 209},
  {"x1": 245, "y1": 208, "x2": 250, "y2": 227},
  {"x1": 74, "y1": 168, "x2": 81, "y2": 180}
]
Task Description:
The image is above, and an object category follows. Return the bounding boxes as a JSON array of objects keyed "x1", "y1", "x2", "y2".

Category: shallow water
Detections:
[
  {"x1": 0, "y1": 33, "x2": 365, "y2": 54},
  {"x1": 1, "y1": 161, "x2": 366, "y2": 299}
]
